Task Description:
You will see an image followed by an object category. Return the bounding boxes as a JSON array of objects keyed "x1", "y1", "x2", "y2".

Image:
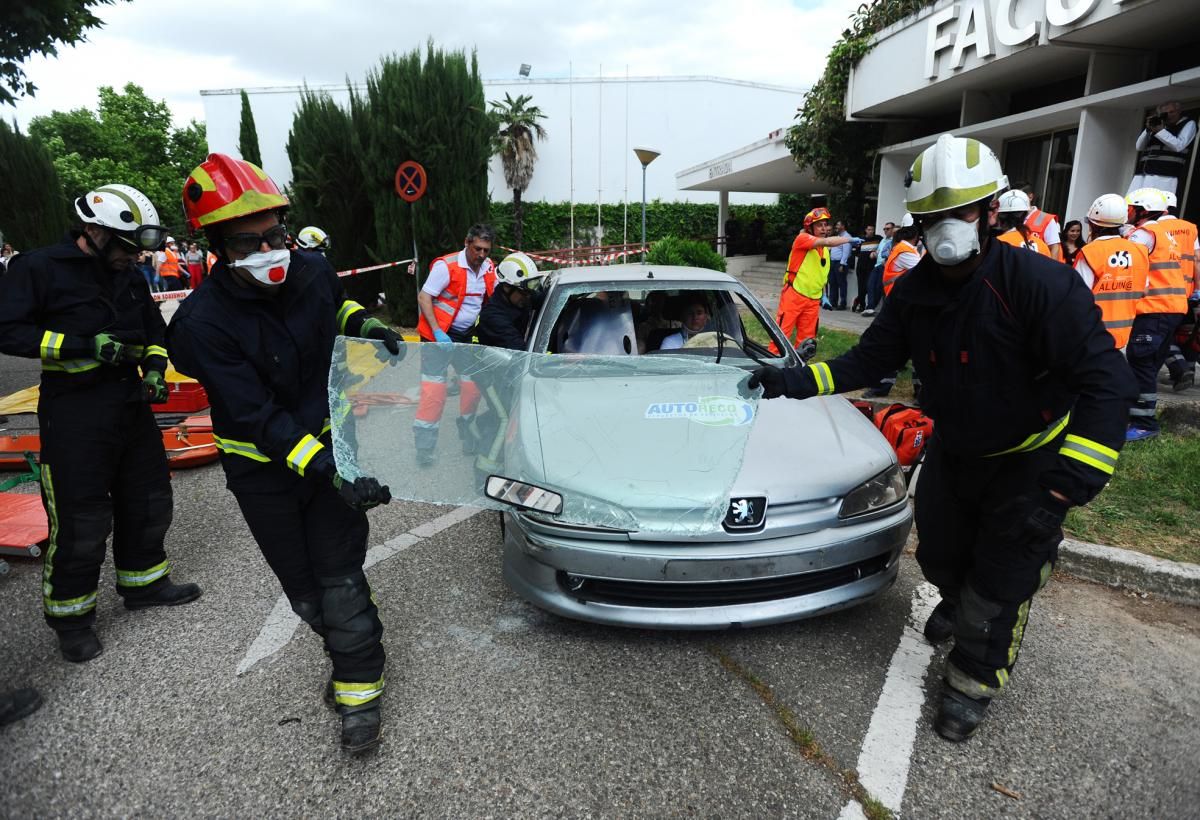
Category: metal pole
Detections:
[{"x1": 641, "y1": 165, "x2": 647, "y2": 263}]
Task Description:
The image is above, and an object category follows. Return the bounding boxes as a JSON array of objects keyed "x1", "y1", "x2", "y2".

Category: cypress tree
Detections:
[
  {"x1": 355, "y1": 43, "x2": 491, "y2": 326},
  {"x1": 237, "y1": 89, "x2": 263, "y2": 167},
  {"x1": 286, "y1": 86, "x2": 380, "y2": 304},
  {"x1": 0, "y1": 119, "x2": 69, "y2": 249}
]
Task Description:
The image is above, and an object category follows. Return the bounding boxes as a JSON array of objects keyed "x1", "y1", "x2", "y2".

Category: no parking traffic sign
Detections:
[{"x1": 394, "y1": 161, "x2": 427, "y2": 202}]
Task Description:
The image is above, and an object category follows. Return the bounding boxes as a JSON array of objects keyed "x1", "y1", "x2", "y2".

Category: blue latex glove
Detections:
[
  {"x1": 433, "y1": 328, "x2": 453, "y2": 346},
  {"x1": 850, "y1": 237, "x2": 864, "y2": 247}
]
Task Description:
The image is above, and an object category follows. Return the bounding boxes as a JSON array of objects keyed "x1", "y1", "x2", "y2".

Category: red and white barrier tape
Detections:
[
  {"x1": 496, "y1": 245, "x2": 647, "y2": 266},
  {"x1": 151, "y1": 257, "x2": 416, "y2": 302}
]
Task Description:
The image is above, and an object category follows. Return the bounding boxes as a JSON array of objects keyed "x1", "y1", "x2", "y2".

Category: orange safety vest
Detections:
[
  {"x1": 159, "y1": 247, "x2": 181, "y2": 279},
  {"x1": 416, "y1": 253, "x2": 496, "y2": 341},
  {"x1": 1159, "y1": 216, "x2": 1198, "y2": 298},
  {"x1": 882, "y1": 241, "x2": 920, "y2": 297},
  {"x1": 1137, "y1": 222, "x2": 1188, "y2": 315},
  {"x1": 1077, "y1": 239, "x2": 1146, "y2": 348},
  {"x1": 782, "y1": 235, "x2": 829, "y2": 300},
  {"x1": 1024, "y1": 209, "x2": 1058, "y2": 245},
  {"x1": 997, "y1": 229, "x2": 1052, "y2": 257},
  {"x1": 206, "y1": 251, "x2": 218, "y2": 273}
]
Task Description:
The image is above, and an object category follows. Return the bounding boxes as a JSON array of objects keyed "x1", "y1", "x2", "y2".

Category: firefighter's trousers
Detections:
[
  {"x1": 913, "y1": 436, "x2": 1062, "y2": 698},
  {"x1": 38, "y1": 382, "x2": 174, "y2": 629},
  {"x1": 413, "y1": 329, "x2": 482, "y2": 455},
  {"x1": 1126, "y1": 312, "x2": 1184, "y2": 431},
  {"x1": 234, "y1": 477, "x2": 385, "y2": 710}
]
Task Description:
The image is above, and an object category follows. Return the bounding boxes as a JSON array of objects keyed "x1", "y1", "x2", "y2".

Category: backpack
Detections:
[{"x1": 874, "y1": 403, "x2": 933, "y2": 467}]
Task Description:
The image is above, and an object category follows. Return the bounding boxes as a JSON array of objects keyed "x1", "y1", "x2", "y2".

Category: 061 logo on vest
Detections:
[{"x1": 1107, "y1": 250, "x2": 1132, "y2": 268}]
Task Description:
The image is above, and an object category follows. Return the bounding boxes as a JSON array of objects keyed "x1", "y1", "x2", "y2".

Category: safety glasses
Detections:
[
  {"x1": 223, "y1": 224, "x2": 289, "y2": 256},
  {"x1": 111, "y1": 224, "x2": 171, "y2": 252}
]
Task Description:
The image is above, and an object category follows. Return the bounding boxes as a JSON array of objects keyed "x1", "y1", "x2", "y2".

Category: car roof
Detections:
[{"x1": 549, "y1": 264, "x2": 738, "y2": 287}]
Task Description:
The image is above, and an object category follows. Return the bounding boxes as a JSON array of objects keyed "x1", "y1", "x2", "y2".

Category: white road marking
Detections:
[
  {"x1": 236, "y1": 505, "x2": 486, "y2": 676},
  {"x1": 838, "y1": 582, "x2": 940, "y2": 818}
]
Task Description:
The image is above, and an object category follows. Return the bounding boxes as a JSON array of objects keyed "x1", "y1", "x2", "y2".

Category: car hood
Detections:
[
  {"x1": 507, "y1": 365, "x2": 896, "y2": 530},
  {"x1": 733, "y1": 396, "x2": 896, "y2": 503}
]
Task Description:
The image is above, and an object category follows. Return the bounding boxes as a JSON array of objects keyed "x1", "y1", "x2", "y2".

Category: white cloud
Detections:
[{"x1": 9, "y1": 0, "x2": 862, "y2": 128}]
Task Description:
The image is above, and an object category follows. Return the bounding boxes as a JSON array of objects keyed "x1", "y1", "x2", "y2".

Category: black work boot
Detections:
[
  {"x1": 0, "y1": 688, "x2": 43, "y2": 726},
  {"x1": 1173, "y1": 369, "x2": 1194, "y2": 393},
  {"x1": 456, "y1": 417, "x2": 477, "y2": 455},
  {"x1": 923, "y1": 599, "x2": 956, "y2": 644},
  {"x1": 935, "y1": 688, "x2": 991, "y2": 742},
  {"x1": 57, "y1": 628, "x2": 103, "y2": 663},
  {"x1": 416, "y1": 448, "x2": 436, "y2": 467},
  {"x1": 122, "y1": 581, "x2": 202, "y2": 610},
  {"x1": 341, "y1": 705, "x2": 382, "y2": 754}
]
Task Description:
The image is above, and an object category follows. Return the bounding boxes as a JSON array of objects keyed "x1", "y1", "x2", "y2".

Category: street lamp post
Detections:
[{"x1": 633, "y1": 147, "x2": 660, "y2": 263}]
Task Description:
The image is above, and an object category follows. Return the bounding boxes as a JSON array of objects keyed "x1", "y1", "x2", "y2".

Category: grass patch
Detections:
[
  {"x1": 710, "y1": 648, "x2": 893, "y2": 820},
  {"x1": 1065, "y1": 412, "x2": 1200, "y2": 563}
]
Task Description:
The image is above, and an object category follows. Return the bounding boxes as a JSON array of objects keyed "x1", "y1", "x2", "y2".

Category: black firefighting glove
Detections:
[
  {"x1": 93, "y1": 333, "x2": 139, "y2": 365},
  {"x1": 997, "y1": 491, "x2": 1071, "y2": 544},
  {"x1": 310, "y1": 449, "x2": 391, "y2": 511},
  {"x1": 747, "y1": 365, "x2": 787, "y2": 399},
  {"x1": 333, "y1": 474, "x2": 393, "y2": 511},
  {"x1": 360, "y1": 317, "x2": 406, "y2": 361},
  {"x1": 142, "y1": 370, "x2": 168, "y2": 404}
]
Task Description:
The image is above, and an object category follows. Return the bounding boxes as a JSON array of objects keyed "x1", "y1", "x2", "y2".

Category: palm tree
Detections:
[{"x1": 489, "y1": 93, "x2": 547, "y2": 250}]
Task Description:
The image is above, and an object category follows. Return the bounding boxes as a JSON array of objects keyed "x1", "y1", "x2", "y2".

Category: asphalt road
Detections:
[{"x1": 1, "y1": 352, "x2": 1199, "y2": 818}]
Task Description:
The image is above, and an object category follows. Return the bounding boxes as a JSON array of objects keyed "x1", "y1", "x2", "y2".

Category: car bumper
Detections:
[{"x1": 501, "y1": 504, "x2": 912, "y2": 630}]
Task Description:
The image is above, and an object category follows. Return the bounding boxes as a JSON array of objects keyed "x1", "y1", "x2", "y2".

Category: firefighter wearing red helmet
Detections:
[
  {"x1": 0, "y1": 183, "x2": 202, "y2": 663},
  {"x1": 769, "y1": 207, "x2": 859, "y2": 355},
  {"x1": 167, "y1": 153, "x2": 403, "y2": 753}
]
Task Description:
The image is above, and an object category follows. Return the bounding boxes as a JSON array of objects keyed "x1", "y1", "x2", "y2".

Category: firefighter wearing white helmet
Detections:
[
  {"x1": 296, "y1": 226, "x2": 330, "y2": 252},
  {"x1": 478, "y1": 252, "x2": 543, "y2": 350},
  {"x1": 749, "y1": 132, "x2": 1136, "y2": 743},
  {"x1": 995, "y1": 190, "x2": 1051, "y2": 257},
  {"x1": 0, "y1": 184, "x2": 203, "y2": 663},
  {"x1": 1124, "y1": 188, "x2": 1190, "y2": 438}
]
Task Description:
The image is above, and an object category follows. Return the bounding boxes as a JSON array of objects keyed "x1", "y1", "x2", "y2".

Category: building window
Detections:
[{"x1": 1003, "y1": 128, "x2": 1077, "y2": 220}]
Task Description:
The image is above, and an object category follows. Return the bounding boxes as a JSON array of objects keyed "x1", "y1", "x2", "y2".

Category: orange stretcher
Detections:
[
  {"x1": 0, "y1": 413, "x2": 218, "y2": 471},
  {"x1": 0, "y1": 494, "x2": 47, "y2": 558}
]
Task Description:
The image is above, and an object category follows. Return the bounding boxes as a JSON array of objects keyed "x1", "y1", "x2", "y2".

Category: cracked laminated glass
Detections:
[{"x1": 328, "y1": 338, "x2": 762, "y2": 532}]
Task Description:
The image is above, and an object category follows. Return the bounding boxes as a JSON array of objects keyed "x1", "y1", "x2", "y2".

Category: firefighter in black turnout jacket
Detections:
[
  {"x1": 0, "y1": 184, "x2": 202, "y2": 663},
  {"x1": 166, "y1": 154, "x2": 402, "y2": 754},
  {"x1": 750, "y1": 135, "x2": 1136, "y2": 742}
]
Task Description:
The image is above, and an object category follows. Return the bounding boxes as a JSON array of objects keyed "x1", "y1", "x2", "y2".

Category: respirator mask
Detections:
[{"x1": 923, "y1": 218, "x2": 982, "y2": 266}]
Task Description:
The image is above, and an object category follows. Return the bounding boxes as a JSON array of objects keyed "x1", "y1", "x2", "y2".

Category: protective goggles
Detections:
[
  {"x1": 223, "y1": 224, "x2": 289, "y2": 256},
  {"x1": 110, "y1": 224, "x2": 171, "y2": 252}
]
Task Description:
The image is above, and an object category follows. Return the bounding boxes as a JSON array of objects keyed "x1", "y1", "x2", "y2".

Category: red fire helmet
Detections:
[{"x1": 182, "y1": 153, "x2": 289, "y2": 231}]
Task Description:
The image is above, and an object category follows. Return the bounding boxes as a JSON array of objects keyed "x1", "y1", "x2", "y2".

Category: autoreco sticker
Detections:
[{"x1": 644, "y1": 396, "x2": 756, "y2": 426}]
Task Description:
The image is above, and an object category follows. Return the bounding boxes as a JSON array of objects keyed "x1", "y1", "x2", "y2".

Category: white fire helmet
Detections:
[
  {"x1": 496, "y1": 251, "x2": 542, "y2": 288},
  {"x1": 1087, "y1": 194, "x2": 1128, "y2": 228},
  {"x1": 1126, "y1": 187, "x2": 1168, "y2": 214},
  {"x1": 997, "y1": 190, "x2": 1032, "y2": 214},
  {"x1": 904, "y1": 134, "x2": 1008, "y2": 215}
]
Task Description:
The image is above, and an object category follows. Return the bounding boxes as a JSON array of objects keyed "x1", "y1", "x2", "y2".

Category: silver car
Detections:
[{"x1": 497, "y1": 264, "x2": 913, "y2": 629}]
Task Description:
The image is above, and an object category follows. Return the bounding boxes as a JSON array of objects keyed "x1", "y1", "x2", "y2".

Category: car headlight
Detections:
[
  {"x1": 839, "y1": 464, "x2": 907, "y2": 519},
  {"x1": 485, "y1": 476, "x2": 564, "y2": 515}
]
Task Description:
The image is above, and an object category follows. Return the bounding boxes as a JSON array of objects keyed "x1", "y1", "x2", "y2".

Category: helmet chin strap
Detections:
[{"x1": 82, "y1": 226, "x2": 132, "y2": 271}]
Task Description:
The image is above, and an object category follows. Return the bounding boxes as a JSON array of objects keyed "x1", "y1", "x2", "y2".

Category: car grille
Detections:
[{"x1": 557, "y1": 553, "x2": 892, "y2": 608}]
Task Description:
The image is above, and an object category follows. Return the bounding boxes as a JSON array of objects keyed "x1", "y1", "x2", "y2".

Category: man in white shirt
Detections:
[
  {"x1": 413, "y1": 224, "x2": 498, "y2": 465},
  {"x1": 1129, "y1": 101, "x2": 1196, "y2": 197}
]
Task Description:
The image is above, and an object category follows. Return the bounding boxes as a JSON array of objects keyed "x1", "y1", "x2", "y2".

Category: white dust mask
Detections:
[{"x1": 232, "y1": 248, "x2": 290, "y2": 286}]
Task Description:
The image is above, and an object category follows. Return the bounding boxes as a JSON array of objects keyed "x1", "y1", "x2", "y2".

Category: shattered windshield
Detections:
[{"x1": 329, "y1": 338, "x2": 760, "y2": 532}]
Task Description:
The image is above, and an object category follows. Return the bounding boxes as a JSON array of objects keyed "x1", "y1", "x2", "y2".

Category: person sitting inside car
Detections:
[{"x1": 659, "y1": 296, "x2": 712, "y2": 350}]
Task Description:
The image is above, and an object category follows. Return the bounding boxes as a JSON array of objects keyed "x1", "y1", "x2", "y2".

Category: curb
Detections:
[{"x1": 1057, "y1": 538, "x2": 1200, "y2": 607}]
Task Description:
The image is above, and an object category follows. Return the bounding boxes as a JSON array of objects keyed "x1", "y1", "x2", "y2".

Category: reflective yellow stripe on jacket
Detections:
[
  {"x1": 337, "y1": 300, "x2": 365, "y2": 334},
  {"x1": 1058, "y1": 434, "x2": 1119, "y2": 476},
  {"x1": 213, "y1": 435, "x2": 270, "y2": 462},
  {"x1": 807, "y1": 362, "x2": 835, "y2": 396},
  {"x1": 987, "y1": 414, "x2": 1070, "y2": 457},
  {"x1": 285, "y1": 434, "x2": 324, "y2": 476},
  {"x1": 42, "y1": 358, "x2": 100, "y2": 374},
  {"x1": 40, "y1": 330, "x2": 66, "y2": 360}
]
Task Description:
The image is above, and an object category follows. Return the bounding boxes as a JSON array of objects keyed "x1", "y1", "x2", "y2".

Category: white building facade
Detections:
[{"x1": 685, "y1": 0, "x2": 1199, "y2": 231}]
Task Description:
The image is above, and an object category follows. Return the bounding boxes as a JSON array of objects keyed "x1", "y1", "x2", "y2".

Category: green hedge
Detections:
[{"x1": 487, "y1": 199, "x2": 802, "y2": 254}]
